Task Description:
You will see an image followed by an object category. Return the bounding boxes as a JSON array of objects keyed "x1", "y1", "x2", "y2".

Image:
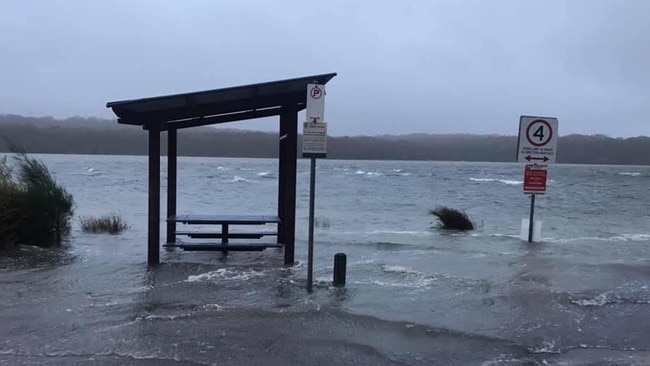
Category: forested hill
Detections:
[{"x1": 1, "y1": 115, "x2": 649, "y2": 165}]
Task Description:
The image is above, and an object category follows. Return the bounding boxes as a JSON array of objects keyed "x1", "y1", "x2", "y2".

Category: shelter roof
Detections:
[{"x1": 106, "y1": 73, "x2": 336, "y2": 129}]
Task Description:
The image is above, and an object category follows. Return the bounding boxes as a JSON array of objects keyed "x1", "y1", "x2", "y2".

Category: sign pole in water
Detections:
[
  {"x1": 528, "y1": 194, "x2": 535, "y2": 242},
  {"x1": 307, "y1": 156, "x2": 316, "y2": 292},
  {"x1": 303, "y1": 84, "x2": 327, "y2": 293},
  {"x1": 517, "y1": 116, "x2": 559, "y2": 243}
]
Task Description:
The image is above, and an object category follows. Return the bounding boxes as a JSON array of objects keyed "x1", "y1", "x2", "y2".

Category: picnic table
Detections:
[{"x1": 164, "y1": 215, "x2": 282, "y2": 252}]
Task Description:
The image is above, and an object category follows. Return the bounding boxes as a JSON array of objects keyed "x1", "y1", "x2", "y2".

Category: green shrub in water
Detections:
[
  {"x1": 80, "y1": 213, "x2": 130, "y2": 234},
  {"x1": 0, "y1": 147, "x2": 74, "y2": 249}
]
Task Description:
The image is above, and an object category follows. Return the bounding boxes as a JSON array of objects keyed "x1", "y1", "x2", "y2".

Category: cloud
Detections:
[{"x1": 0, "y1": 0, "x2": 648, "y2": 137}]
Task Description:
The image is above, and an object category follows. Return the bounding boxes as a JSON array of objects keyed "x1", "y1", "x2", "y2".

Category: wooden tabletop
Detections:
[{"x1": 167, "y1": 215, "x2": 281, "y2": 225}]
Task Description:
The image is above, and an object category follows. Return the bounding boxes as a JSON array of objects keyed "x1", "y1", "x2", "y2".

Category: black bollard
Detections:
[{"x1": 333, "y1": 253, "x2": 347, "y2": 287}]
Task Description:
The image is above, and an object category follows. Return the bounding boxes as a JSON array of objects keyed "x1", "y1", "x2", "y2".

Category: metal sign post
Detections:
[
  {"x1": 307, "y1": 156, "x2": 316, "y2": 292},
  {"x1": 528, "y1": 194, "x2": 535, "y2": 242},
  {"x1": 303, "y1": 84, "x2": 327, "y2": 293},
  {"x1": 517, "y1": 116, "x2": 559, "y2": 243}
]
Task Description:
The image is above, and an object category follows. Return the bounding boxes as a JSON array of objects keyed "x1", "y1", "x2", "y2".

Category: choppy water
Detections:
[{"x1": 1, "y1": 155, "x2": 650, "y2": 365}]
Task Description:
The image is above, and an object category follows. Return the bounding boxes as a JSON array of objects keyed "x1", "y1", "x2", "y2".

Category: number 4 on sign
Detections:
[{"x1": 533, "y1": 125, "x2": 544, "y2": 142}]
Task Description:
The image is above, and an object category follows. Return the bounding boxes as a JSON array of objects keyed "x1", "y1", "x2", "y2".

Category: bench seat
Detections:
[
  {"x1": 163, "y1": 242, "x2": 283, "y2": 252},
  {"x1": 175, "y1": 231, "x2": 278, "y2": 239}
]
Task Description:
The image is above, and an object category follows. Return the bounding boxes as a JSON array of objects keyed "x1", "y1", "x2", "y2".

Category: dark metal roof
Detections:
[{"x1": 106, "y1": 73, "x2": 336, "y2": 129}]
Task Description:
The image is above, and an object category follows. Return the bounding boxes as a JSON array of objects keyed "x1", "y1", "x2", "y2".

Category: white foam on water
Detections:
[
  {"x1": 470, "y1": 178, "x2": 523, "y2": 185},
  {"x1": 186, "y1": 268, "x2": 265, "y2": 282},
  {"x1": 473, "y1": 233, "x2": 521, "y2": 240},
  {"x1": 353, "y1": 279, "x2": 433, "y2": 289},
  {"x1": 571, "y1": 283, "x2": 650, "y2": 307},
  {"x1": 386, "y1": 169, "x2": 411, "y2": 176},
  {"x1": 481, "y1": 356, "x2": 541, "y2": 366},
  {"x1": 546, "y1": 233, "x2": 650, "y2": 243},
  {"x1": 200, "y1": 303, "x2": 224, "y2": 311},
  {"x1": 140, "y1": 313, "x2": 194, "y2": 321},
  {"x1": 571, "y1": 294, "x2": 610, "y2": 307},
  {"x1": 528, "y1": 339, "x2": 562, "y2": 354},
  {"x1": 348, "y1": 258, "x2": 376, "y2": 266},
  {"x1": 382, "y1": 265, "x2": 425, "y2": 276},
  {"x1": 366, "y1": 230, "x2": 432, "y2": 236},
  {"x1": 619, "y1": 172, "x2": 641, "y2": 176},
  {"x1": 257, "y1": 171, "x2": 275, "y2": 178},
  {"x1": 229, "y1": 175, "x2": 256, "y2": 183}
]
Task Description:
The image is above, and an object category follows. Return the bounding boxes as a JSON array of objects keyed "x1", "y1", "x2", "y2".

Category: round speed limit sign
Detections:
[
  {"x1": 526, "y1": 119, "x2": 553, "y2": 147},
  {"x1": 517, "y1": 116, "x2": 559, "y2": 164}
]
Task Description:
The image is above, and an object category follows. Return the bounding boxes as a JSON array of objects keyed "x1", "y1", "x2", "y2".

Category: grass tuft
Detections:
[
  {"x1": 1, "y1": 144, "x2": 74, "y2": 249},
  {"x1": 80, "y1": 213, "x2": 130, "y2": 234}
]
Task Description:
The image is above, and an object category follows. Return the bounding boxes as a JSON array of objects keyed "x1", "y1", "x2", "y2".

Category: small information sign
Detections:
[
  {"x1": 302, "y1": 121, "x2": 327, "y2": 158},
  {"x1": 523, "y1": 164, "x2": 548, "y2": 194}
]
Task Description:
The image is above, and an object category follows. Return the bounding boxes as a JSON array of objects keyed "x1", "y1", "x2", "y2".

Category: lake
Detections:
[{"x1": 1, "y1": 154, "x2": 650, "y2": 365}]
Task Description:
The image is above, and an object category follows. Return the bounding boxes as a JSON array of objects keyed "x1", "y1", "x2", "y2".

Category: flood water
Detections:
[{"x1": 1, "y1": 154, "x2": 650, "y2": 365}]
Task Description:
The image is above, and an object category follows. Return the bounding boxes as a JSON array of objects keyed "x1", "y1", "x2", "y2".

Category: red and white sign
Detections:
[
  {"x1": 517, "y1": 116, "x2": 559, "y2": 164},
  {"x1": 523, "y1": 165, "x2": 548, "y2": 194}
]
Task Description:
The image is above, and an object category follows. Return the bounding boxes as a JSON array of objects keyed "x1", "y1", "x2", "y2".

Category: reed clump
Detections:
[
  {"x1": 0, "y1": 147, "x2": 74, "y2": 249},
  {"x1": 79, "y1": 213, "x2": 130, "y2": 234},
  {"x1": 429, "y1": 206, "x2": 475, "y2": 231}
]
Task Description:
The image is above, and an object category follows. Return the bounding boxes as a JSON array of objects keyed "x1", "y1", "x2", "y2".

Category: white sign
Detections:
[
  {"x1": 517, "y1": 116, "x2": 559, "y2": 164},
  {"x1": 306, "y1": 84, "x2": 325, "y2": 122},
  {"x1": 302, "y1": 121, "x2": 327, "y2": 158}
]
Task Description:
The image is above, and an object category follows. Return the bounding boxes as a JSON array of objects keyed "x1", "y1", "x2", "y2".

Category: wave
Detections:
[
  {"x1": 619, "y1": 172, "x2": 641, "y2": 177},
  {"x1": 366, "y1": 230, "x2": 432, "y2": 235},
  {"x1": 570, "y1": 282, "x2": 650, "y2": 307},
  {"x1": 186, "y1": 268, "x2": 265, "y2": 282},
  {"x1": 470, "y1": 178, "x2": 522, "y2": 185},
  {"x1": 382, "y1": 265, "x2": 425, "y2": 276},
  {"x1": 527, "y1": 339, "x2": 562, "y2": 354},
  {"x1": 546, "y1": 233, "x2": 650, "y2": 243},
  {"x1": 256, "y1": 171, "x2": 276, "y2": 178},
  {"x1": 229, "y1": 175, "x2": 256, "y2": 183},
  {"x1": 386, "y1": 172, "x2": 412, "y2": 177},
  {"x1": 570, "y1": 293, "x2": 650, "y2": 307},
  {"x1": 472, "y1": 233, "x2": 521, "y2": 240},
  {"x1": 351, "y1": 170, "x2": 383, "y2": 177}
]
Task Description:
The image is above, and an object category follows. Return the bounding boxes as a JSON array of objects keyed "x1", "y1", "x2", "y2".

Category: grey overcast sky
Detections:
[{"x1": 0, "y1": 1, "x2": 648, "y2": 137}]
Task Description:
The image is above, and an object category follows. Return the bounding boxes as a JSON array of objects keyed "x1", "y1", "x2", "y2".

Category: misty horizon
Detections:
[{"x1": 1, "y1": 1, "x2": 648, "y2": 138}]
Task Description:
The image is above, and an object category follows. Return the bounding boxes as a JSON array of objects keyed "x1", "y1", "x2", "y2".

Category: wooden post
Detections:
[
  {"x1": 278, "y1": 105, "x2": 298, "y2": 265},
  {"x1": 148, "y1": 123, "x2": 161, "y2": 265},
  {"x1": 166, "y1": 128, "x2": 177, "y2": 244},
  {"x1": 277, "y1": 120, "x2": 287, "y2": 246},
  {"x1": 333, "y1": 253, "x2": 347, "y2": 287}
]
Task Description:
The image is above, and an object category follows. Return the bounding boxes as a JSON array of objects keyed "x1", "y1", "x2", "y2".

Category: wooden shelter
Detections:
[{"x1": 106, "y1": 73, "x2": 337, "y2": 265}]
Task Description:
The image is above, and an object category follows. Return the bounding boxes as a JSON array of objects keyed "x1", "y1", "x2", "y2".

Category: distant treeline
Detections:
[{"x1": 1, "y1": 114, "x2": 649, "y2": 165}]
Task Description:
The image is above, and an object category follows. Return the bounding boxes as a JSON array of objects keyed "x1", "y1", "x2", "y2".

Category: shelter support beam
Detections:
[
  {"x1": 278, "y1": 105, "x2": 298, "y2": 265},
  {"x1": 148, "y1": 123, "x2": 161, "y2": 265},
  {"x1": 166, "y1": 128, "x2": 177, "y2": 244},
  {"x1": 141, "y1": 106, "x2": 289, "y2": 131}
]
